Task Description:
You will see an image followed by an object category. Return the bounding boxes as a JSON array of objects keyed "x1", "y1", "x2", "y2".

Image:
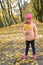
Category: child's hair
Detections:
[{"x1": 25, "y1": 14, "x2": 32, "y2": 19}]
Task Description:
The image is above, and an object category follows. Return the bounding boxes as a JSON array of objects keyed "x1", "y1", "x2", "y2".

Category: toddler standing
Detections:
[{"x1": 22, "y1": 14, "x2": 38, "y2": 60}]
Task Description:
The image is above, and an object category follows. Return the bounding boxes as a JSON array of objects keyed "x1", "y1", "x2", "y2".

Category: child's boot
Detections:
[
  {"x1": 21, "y1": 54, "x2": 28, "y2": 59},
  {"x1": 33, "y1": 54, "x2": 37, "y2": 60}
]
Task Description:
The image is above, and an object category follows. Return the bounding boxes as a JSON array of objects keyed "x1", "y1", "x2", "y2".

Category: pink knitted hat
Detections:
[{"x1": 25, "y1": 14, "x2": 32, "y2": 19}]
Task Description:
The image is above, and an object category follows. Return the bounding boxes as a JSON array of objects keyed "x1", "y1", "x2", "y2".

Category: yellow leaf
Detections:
[
  {"x1": 16, "y1": 62, "x2": 20, "y2": 65},
  {"x1": 24, "y1": 24, "x2": 31, "y2": 30}
]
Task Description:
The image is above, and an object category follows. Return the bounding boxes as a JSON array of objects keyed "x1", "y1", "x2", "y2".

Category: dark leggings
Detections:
[{"x1": 25, "y1": 40, "x2": 36, "y2": 55}]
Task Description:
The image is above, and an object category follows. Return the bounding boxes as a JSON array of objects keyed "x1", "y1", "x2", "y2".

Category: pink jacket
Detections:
[{"x1": 23, "y1": 22, "x2": 38, "y2": 41}]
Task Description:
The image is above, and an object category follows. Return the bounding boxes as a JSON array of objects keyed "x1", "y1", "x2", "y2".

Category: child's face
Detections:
[{"x1": 26, "y1": 19, "x2": 32, "y2": 22}]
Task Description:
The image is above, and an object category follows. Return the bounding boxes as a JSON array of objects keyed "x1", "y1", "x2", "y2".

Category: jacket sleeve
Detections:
[{"x1": 34, "y1": 24, "x2": 38, "y2": 40}]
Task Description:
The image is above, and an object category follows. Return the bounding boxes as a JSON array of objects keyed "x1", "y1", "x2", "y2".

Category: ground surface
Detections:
[{"x1": 0, "y1": 23, "x2": 43, "y2": 65}]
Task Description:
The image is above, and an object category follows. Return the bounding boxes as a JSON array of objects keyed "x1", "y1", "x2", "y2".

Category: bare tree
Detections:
[
  {"x1": 32, "y1": 0, "x2": 43, "y2": 22},
  {"x1": 0, "y1": 0, "x2": 9, "y2": 27},
  {"x1": 0, "y1": 16, "x2": 4, "y2": 27},
  {"x1": 18, "y1": 0, "x2": 23, "y2": 21},
  {"x1": 7, "y1": 0, "x2": 17, "y2": 24}
]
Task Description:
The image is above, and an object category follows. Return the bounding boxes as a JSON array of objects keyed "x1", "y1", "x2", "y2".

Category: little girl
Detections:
[{"x1": 22, "y1": 14, "x2": 38, "y2": 59}]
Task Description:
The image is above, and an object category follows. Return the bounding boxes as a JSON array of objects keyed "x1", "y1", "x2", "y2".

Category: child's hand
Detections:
[
  {"x1": 34, "y1": 37, "x2": 38, "y2": 40},
  {"x1": 34, "y1": 34, "x2": 38, "y2": 40}
]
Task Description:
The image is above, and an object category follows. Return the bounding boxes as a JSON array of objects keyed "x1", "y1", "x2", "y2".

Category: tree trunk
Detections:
[
  {"x1": 0, "y1": 16, "x2": 4, "y2": 28},
  {"x1": 7, "y1": 0, "x2": 14, "y2": 25},
  {"x1": 0, "y1": 0, "x2": 9, "y2": 27},
  {"x1": 40, "y1": 0, "x2": 43, "y2": 22},
  {"x1": 18, "y1": 0, "x2": 23, "y2": 21},
  {"x1": 10, "y1": 0, "x2": 17, "y2": 24},
  {"x1": 32, "y1": 0, "x2": 43, "y2": 22}
]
